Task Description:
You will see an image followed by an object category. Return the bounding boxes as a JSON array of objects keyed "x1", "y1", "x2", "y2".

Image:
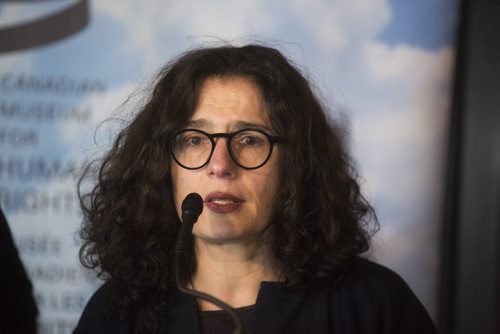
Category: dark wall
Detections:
[{"x1": 441, "y1": 0, "x2": 500, "y2": 333}]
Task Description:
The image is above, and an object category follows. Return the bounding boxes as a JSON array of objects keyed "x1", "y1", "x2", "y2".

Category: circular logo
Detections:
[{"x1": 0, "y1": 0, "x2": 89, "y2": 53}]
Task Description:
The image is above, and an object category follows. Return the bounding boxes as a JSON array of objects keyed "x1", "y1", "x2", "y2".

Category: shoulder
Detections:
[
  {"x1": 340, "y1": 257, "x2": 415, "y2": 294},
  {"x1": 325, "y1": 257, "x2": 437, "y2": 333},
  {"x1": 74, "y1": 281, "x2": 131, "y2": 334},
  {"x1": 79, "y1": 281, "x2": 113, "y2": 318},
  {"x1": 257, "y1": 258, "x2": 436, "y2": 333}
]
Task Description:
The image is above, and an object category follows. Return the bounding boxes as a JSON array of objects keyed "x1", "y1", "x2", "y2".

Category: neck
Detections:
[{"x1": 191, "y1": 238, "x2": 279, "y2": 311}]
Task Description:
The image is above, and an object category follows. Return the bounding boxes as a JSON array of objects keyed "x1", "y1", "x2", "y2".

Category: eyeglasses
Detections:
[{"x1": 170, "y1": 128, "x2": 282, "y2": 170}]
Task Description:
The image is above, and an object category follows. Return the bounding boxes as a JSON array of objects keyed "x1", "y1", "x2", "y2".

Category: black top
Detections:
[
  {"x1": 74, "y1": 258, "x2": 437, "y2": 333},
  {"x1": 199, "y1": 305, "x2": 255, "y2": 334},
  {"x1": 0, "y1": 208, "x2": 38, "y2": 334}
]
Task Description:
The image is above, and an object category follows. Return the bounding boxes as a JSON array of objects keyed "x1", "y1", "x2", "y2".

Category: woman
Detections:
[{"x1": 75, "y1": 44, "x2": 436, "y2": 333}]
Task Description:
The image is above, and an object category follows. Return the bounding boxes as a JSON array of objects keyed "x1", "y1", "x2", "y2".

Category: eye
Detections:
[
  {"x1": 240, "y1": 135, "x2": 264, "y2": 146},
  {"x1": 175, "y1": 131, "x2": 209, "y2": 148},
  {"x1": 185, "y1": 135, "x2": 207, "y2": 146}
]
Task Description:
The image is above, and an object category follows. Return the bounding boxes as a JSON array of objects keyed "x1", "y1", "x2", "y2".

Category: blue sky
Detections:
[{"x1": 379, "y1": 0, "x2": 458, "y2": 49}]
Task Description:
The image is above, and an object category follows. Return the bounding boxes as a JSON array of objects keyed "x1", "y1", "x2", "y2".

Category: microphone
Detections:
[
  {"x1": 174, "y1": 193, "x2": 246, "y2": 334},
  {"x1": 175, "y1": 193, "x2": 203, "y2": 254}
]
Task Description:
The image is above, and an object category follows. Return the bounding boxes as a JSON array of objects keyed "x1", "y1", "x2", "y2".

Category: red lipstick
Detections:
[{"x1": 204, "y1": 192, "x2": 244, "y2": 214}]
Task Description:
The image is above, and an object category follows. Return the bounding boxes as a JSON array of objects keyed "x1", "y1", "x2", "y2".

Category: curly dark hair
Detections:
[{"x1": 78, "y1": 44, "x2": 378, "y2": 333}]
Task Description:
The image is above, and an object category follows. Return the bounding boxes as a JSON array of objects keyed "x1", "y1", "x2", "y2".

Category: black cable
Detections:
[{"x1": 174, "y1": 254, "x2": 246, "y2": 334}]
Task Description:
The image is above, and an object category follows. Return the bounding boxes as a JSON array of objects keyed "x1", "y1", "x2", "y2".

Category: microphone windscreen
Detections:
[{"x1": 181, "y1": 193, "x2": 203, "y2": 216}]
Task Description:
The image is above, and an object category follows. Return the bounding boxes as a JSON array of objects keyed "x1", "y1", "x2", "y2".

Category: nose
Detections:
[{"x1": 206, "y1": 139, "x2": 237, "y2": 178}]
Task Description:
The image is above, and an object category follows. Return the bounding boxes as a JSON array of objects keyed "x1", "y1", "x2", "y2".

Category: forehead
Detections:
[{"x1": 190, "y1": 77, "x2": 271, "y2": 131}]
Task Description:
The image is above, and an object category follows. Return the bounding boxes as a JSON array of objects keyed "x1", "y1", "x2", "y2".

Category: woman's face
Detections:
[{"x1": 171, "y1": 77, "x2": 280, "y2": 245}]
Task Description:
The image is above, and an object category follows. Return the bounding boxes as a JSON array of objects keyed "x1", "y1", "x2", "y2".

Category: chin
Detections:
[{"x1": 201, "y1": 228, "x2": 243, "y2": 243}]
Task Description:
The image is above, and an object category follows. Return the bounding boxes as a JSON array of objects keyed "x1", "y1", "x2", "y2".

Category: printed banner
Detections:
[{"x1": 0, "y1": 1, "x2": 457, "y2": 332}]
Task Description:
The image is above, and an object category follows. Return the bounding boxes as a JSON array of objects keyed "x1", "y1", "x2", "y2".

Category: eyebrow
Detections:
[
  {"x1": 186, "y1": 119, "x2": 209, "y2": 129},
  {"x1": 233, "y1": 121, "x2": 273, "y2": 132},
  {"x1": 186, "y1": 119, "x2": 273, "y2": 133}
]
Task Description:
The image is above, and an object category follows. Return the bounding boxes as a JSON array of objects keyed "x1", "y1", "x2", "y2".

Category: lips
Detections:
[{"x1": 204, "y1": 192, "x2": 244, "y2": 213}]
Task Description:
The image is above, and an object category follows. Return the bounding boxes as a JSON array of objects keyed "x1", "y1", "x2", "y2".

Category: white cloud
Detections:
[
  {"x1": 364, "y1": 42, "x2": 454, "y2": 86},
  {"x1": 290, "y1": 0, "x2": 390, "y2": 51},
  {"x1": 93, "y1": 0, "x2": 392, "y2": 67},
  {"x1": 353, "y1": 44, "x2": 454, "y2": 201},
  {"x1": 94, "y1": 0, "x2": 278, "y2": 66}
]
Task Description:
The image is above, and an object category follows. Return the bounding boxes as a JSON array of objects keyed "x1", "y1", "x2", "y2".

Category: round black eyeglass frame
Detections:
[{"x1": 170, "y1": 128, "x2": 282, "y2": 170}]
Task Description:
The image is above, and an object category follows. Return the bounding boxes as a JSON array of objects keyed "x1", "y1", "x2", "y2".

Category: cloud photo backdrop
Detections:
[{"x1": 0, "y1": 0, "x2": 457, "y2": 332}]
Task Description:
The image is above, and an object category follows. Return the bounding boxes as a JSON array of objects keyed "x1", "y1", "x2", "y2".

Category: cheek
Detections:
[
  {"x1": 263, "y1": 179, "x2": 279, "y2": 214},
  {"x1": 253, "y1": 163, "x2": 280, "y2": 215},
  {"x1": 265, "y1": 155, "x2": 280, "y2": 192}
]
